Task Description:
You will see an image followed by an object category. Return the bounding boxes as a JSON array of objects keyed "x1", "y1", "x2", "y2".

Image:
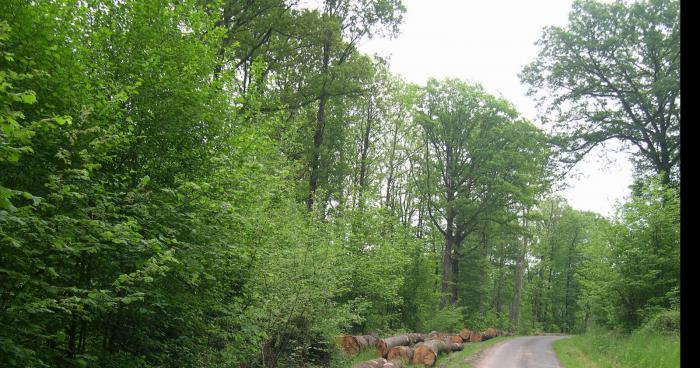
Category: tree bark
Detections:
[
  {"x1": 481, "y1": 328, "x2": 499, "y2": 340},
  {"x1": 510, "y1": 209, "x2": 528, "y2": 330},
  {"x1": 376, "y1": 333, "x2": 425, "y2": 358},
  {"x1": 386, "y1": 346, "x2": 413, "y2": 364},
  {"x1": 337, "y1": 334, "x2": 379, "y2": 356},
  {"x1": 440, "y1": 229, "x2": 454, "y2": 309},
  {"x1": 357, "y1": 94, "x2": 373, "y2": 209},
  {"x1": 412, "y1": 340, "x2": 463, "y2": 366},
  {"x1": 467, "y1": 331, "x2": 482, "y2": 342},
  {"x1": 307, "y1": 28, "x2": 332, "y2": 211},
  {"x1": 451, "y1": 248, "x2": 460, "y2": 304}
]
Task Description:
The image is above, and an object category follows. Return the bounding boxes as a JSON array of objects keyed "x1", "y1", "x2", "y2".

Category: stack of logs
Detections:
[{"x1": 340, "y1": 327, "x2": 508, "y2": 367}]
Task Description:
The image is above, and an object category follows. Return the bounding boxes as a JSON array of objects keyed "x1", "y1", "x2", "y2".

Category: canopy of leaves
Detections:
[{"x1": 521, "y1": 0, "x2": 680, "y2": 185}]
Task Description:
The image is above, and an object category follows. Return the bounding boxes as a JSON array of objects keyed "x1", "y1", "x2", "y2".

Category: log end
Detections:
[
  {"x1": 338, "y1": 334, "x2": 360, "y2": 356},
  {"x1": 468, "y1": 331, "x2": 482, "y2": 342},
  {"x1": 449, "y1": 335, "x2": 464, "y2": 344},
  {"x1": 376, "y1": 339, "x2": 388, "y2": 358},
  {"x1": 412, "y1": 345, "x2": 437, "y2": 367},
  {"x1": 386, "y1": 346, "x2": 413, "y2": 363}
]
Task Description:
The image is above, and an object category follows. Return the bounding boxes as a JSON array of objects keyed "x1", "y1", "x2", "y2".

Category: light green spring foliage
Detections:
[
  {"x1": 605, "y1": 177, "x2": 680, "y2": 330},
  {"x1": 0, "y1": 1, "x2": 420, "y2": 366},
  {"x1": 523, "y1": 176, "x2": 679, "y2": 335},
  {"x1": 523, "y1": 199, "x2": 602, "y2": 334},
  {"x1": 0, "y1": 0, "x2": 680, "y2": 367}
]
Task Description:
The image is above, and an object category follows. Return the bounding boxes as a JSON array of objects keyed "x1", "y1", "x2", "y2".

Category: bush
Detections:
[
  {"x1": 419, "y1": 305, "x2": 465, "y2": 332},
  {"x1": 640, "y1": 309, "x2": 680, "y2": 336}
]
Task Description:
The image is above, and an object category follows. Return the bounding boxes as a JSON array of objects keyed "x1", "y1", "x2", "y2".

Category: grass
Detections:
[
  {"x1": 346, "y1": 347, "x2": 382, "y2": 366},
  {"x1": 553, "y1": 330, "x2": 680, "y2": 368},
  {"x1": 338, "y1": 336, "x2": 511, "y2": 367}
]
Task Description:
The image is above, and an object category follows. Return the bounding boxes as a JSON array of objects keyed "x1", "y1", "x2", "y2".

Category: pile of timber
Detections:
[
  {"x1": 343, "y1": 327, "x2": 507, "y2": 367},
  {"x1": 376, "y1": 333, "x2": 425, "y2": 358}
]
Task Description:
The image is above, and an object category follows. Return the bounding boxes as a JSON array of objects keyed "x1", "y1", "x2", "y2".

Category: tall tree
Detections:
[
  {"x1": 521, "y1": 0, "x2": 680, "y2": 185},
  {"x1": 306, "y1": 0, "x2": 405, "y2": 210},
  {"x1": 416, "y1": 79, "x2": 549, "y2": 307}
]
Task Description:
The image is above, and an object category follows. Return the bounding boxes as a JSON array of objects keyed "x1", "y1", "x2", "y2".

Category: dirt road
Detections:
[{"x1": 471, "y1": 336, "x2": 568, "y2": 368}]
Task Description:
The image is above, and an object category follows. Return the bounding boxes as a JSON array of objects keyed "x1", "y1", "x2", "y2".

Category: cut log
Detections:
[
  {"x1": 402, "y1": 332, "x2": 427, "y2": 344},
  {"x1": 338, "y1": 333, "x2": 380, "y2": 356},
  {"x1": 386, "y1": 346, "x2": 413, "y2": 363},
  {"x1": 468, "y1": 331, "x2": 482, "y2": 342},
  {"x1": 357, "y1": 334, "x2": 379, "y2": 347},
  {"x1": 412, "y1": 340, "x2": 463, "y2": 366},
  {"x1": 353, "y1": 358, "x2": 387, "y2": 368},
  {"x1": 427, "y1": 331, "x2": 454, "y2": 341},
  {"x1": 447, "y1": 334, "x2": 464, "y2": 344},
  {"x1": 482, "y1": 328, "x2": 498, "y2": 340},
  {"x1": 459, "y1": 329, "x2": 471, "y2": 341},
  {"x1": 337, "y1": 334, "x2": 359, "y2": 355},
  {"x1": 376, "y1": 333, "x2": 424, "y2": 358},
  {"x1": 383, "y1": 360, "x2": 402, "y2": 368}
]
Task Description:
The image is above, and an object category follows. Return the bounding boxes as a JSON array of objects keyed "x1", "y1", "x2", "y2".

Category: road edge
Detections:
[{"x1": 463, "y1": 338, "x2": 510, "y2": 368}]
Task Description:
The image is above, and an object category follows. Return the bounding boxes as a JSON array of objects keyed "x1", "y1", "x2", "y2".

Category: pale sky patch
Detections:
[{"x1": 358, "y1": 0, "x2": 634, "y2": 217}]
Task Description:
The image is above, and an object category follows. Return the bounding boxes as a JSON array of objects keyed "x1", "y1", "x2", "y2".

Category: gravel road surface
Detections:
[{"x1": 470, "y1": 336, "x2": 568, "y2": 368}]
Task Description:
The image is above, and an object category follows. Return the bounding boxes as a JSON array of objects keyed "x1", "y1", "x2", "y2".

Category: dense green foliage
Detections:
[{"x1": 0, "y1": 0, "x2": 680, "y2": 367}]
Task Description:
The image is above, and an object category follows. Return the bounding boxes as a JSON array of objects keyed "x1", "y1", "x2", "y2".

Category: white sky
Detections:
[{"x1": 357, "y1": 0, "x2": 634, "y2": 217}]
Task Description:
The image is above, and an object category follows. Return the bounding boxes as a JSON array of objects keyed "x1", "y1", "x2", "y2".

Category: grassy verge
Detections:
[{"x1": 553, "y1": 331, "x2": 679, "y2": 368}]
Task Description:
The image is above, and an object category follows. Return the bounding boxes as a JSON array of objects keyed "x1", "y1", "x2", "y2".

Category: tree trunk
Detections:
[
  {"x1": 494, "y1": 241, "x2": 505, "y2": 314},
  {"x1": 451, "y1": 248, "x2": 460, "y2": 304},
  {"x1": 384, "y1": 119, "x2": 400, "y2": 209},
  {"x1": 563, "y1": 228, "x2": 579, "y2": 332},
  {"x1": 307, "y1": 29, "x2": 332, "y2": 211},
  {"x1": 481, "y1": 328, "x2": 499, "y2": 340},
  {"x1": 386, "y1": 346, "x2": 413, "y2": 364},
  {"x1": 357, "y1": 94, "x2": 373, "y2": 209},
  {"x1": 467, "y1": 330, "x2": 482, "y2": 342},
  {"x1": 510, "y1": 209, "x2": 528, "y2": 331},
  {"x1": 440, "y1": 229, "x2": 454, "y2": 309},
  {"x1": 376, "y1": 333, "x2": 425, "y2": 358},
  {"x1": 412, "y1": 340, "x2": 463, "y2": 367},
  {"x1": 337, "y1": 334, "x2": 379, "y2": 356}
]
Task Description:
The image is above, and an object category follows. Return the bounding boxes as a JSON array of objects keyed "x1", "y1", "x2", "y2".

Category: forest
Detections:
[{"x1": 0, "y1": 0, "x2": 679, "y2": 367}]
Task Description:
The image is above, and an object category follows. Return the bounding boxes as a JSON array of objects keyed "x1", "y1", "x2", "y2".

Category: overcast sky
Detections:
[{"x1": 357, "y1": 0, "x2": 634, "y2": 217}]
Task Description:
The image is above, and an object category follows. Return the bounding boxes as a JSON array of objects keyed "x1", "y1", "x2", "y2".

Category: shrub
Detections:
[
  {"x1": 419, "y1": 305, "x2": 465, "y2": 332},
  {"x1": 640, "y1": 309, "x2": 680, "y2": 336}
]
